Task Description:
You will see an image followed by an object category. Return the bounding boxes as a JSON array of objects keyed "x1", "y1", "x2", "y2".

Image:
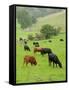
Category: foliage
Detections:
[
  {"x1": 40, "y1": 24, "x2": 60, "y2": 39},
  {"x1": 16, "y1": 7, "x2": 36, "y2": 29},
  {"x1": 16, "y1": 7, "x2": 62, "y2": 29},
  {"x1": 28, "y1": 34, "x2": 34, "y2": 40},
  {"x1": 35, "y1": 33, "x2": 45, "y2": 40}
]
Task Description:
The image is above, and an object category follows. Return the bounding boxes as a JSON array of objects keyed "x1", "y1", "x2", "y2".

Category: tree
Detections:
[
  {"x1": 40, "y1": 24, "x2": 60, "y2": 39},
  {"x1": 16, "y1": 8, "x2": 36, "y2": 29}
]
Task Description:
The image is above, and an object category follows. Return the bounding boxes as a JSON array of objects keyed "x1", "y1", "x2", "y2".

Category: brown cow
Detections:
[
  {"x1": 24, "y1": 55, "x2": 37, "y2": 66},
  {"x1": 34, "y1": 47, "x2": 43, "y2": 53}
]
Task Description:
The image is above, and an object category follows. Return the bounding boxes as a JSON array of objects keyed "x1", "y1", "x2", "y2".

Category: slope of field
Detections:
[
  {"x1": 16, "y1": 33, "x2": 66, "y2": 83},
  {"x1": 16, "y1": 10, "x2": 66, "y2": 39}
]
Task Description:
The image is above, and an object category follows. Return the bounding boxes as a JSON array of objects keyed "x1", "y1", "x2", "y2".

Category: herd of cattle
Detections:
[{"x1": 17, "y1": 37, "x2": 64, "y2": 68}]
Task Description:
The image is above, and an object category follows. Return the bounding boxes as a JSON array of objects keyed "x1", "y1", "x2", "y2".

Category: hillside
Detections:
[{"x1": 16, "y1": 11, "x2": 66, "y2": 39}]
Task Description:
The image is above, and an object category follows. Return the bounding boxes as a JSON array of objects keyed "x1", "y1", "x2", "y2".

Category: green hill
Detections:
[{"x1": 16, "y1": 11, "x2": 66, "y2": 39}]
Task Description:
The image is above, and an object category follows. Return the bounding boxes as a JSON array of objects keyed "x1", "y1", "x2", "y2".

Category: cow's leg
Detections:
[
  {"x1": 22, "y1": 60, "x2": 25, "y2": 68},
  {"x1": 31, "y1": 63, "x2": 33, "y2": 66},
  {"x1": 29, "y1": 48, "x2": 30, "y2": 51},
  {"x1": 41, "y1": 52, "x2": 44, "y2": 56},
  {"x1": 23, "y1": 60, "x2": 25, "y2": 65},
  {"x1": 26, "y1": 62, "x2": 28, "y2": 66},
  {"x1": 34, "y1": 50, "x2": 36, "y2": 53},
  {"x1": 56, "y1": 64, "x2": 57, "y2": 67},
  {"x1": 49, "y1": 59, "x2": 51, "y2": 66},
  {"x1": 53, "y1": 62, "x2": 54, "y2": 67}
]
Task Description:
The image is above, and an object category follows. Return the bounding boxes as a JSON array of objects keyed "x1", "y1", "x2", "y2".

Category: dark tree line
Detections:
[
  {"x1": 16, "y1": 7, "x2": 36, "y2": 29},
  {"x1": 28, "y1": 24, "x2": 60, "y2": 40}
]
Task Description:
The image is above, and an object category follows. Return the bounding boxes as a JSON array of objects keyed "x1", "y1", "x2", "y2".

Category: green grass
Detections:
[
  {"x1": 16, "y1": 33, "x2": 66, "y2": 83},
  {"x1": 16, "y1": 11, "x2": 66, "y2": 84}
]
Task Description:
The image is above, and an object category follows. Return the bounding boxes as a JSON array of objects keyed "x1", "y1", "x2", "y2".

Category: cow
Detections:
[
  {"x1": 48, "y1": 40, "x2": 52, "y2": 43},
  {"x1": 19, "y1": 37, "x2": 23, "y2": 41},
  {"x1": 33, "y1": 42, "x2": 39, "y2": 47},
  {"x1": 24, "y1": 39, "x2": 28, "y2": 44},
  {"x1": 19, "y1": 37, "x2": 23, "y2": 46},
  {"x1": 34, "y1": 47, "x2": 43, "y2": 53},
  {"x1": 40, "y1": 48, "x2": 52, "y2": 55},
  {"x1": 60, "y1": 39, "x2": 64, "y2": 41},
  {"x1": 24, "y1": 55, "x2": 37, "y2": 66},
  {"x1": 48, "y1": 53, "x2": 62, "y2": 68},
  {"x1": 24, "y1": 45, "x2": 30, "y2": 51},
  {"x1": 34, "y1": 47, "x2": 52, "y2": 55}
]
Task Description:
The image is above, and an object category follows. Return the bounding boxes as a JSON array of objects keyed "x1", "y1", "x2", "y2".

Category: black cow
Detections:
[
  {"x1": 33, "y1": 42, "x2": 39, "y2": 47},
  {"x1": 19, "y1": 37, "x2": 23, "y2": 45},
  {"x1": 48, "y1": 53, "x2": 62, "y2": 68},
  {"x1": 24, "y1": 39, "x2": 27, "y2": 44},
  {"x1": 48, "y1": 40, "x2": 52, "y2": 43},
  {"x1": 60, "y1": 39, "x2": 64, "y2": 41},
  {"x1": 41, "y1": 48, "x2": 52, "y2": 55},
  {"x1": 19, "y1": 37, "x2": 23, "y2": 41},
  {"x1": 24, "y1": 45, "x2": 30, "y2": 51}
]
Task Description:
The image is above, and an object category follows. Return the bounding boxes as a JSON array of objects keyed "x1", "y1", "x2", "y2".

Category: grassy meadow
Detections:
[{"x1": 16, "y1": 11, "x2": 66, "y2": 84}]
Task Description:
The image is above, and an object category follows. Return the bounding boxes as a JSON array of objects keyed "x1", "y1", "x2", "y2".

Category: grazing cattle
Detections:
[
  {"x1": 24, "y1": 55, "x2": 37, "y2": 66},
  {"x1": 24, "y1": 45, "x2": 30, "y2": 51},
  {"x1": 34, "y1": 47, "x2": 52, "y2": 55},
  {"x1": 48, "y1": 53, "x2": 62, "y2": 68},
  {"x1": 41, "y1": 48, "x2": 52, "y2": 55},
  {"x1": 33, "y1": 42, "x2": 36, "y2": 45},
  {"x1": 33, "y1": 42, "x2": 39, "y2": 47},
  {"x1": 24, "y1": 39, "x2": 27, "y2": 44},
  {"x1": 48, "y1": 40, "x2": 52, "y2": 43},
  {"x1": 19, "y1": 37, "x2": 23, "y2": 41},
  {"x1": 60, "y1": 39, "x2": 64, "y2": 41},
  {"x1": 19, "y1": 37, "x2": 23, "y2": 45},
  {"x1": 34, "y1": 47, "x2": 43, "y2": 53}
]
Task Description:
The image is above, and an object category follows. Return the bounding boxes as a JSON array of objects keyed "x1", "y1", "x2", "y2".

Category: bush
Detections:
[
  {"x1": 28, "y1": 34, "x2": 34, "y2": 40},
  {"x1": 35, "y1": 33, "x2": 44, "y2": 40}
]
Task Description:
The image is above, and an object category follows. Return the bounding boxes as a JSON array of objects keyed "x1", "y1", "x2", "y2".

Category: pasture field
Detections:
[
  {"x1": 16, "y1": 11, "x2": 66, "y2": 84},
  {"x1": 16, "y1": 33, "x2": 66, "y2": 84}
]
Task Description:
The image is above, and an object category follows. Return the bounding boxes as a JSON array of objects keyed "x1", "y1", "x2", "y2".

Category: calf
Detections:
[
  {"x1": 24, "y1": 55, "x2": 37, "y2": 66},
  {"x1": 48, "y1": 53, "x2": 62, "y2": 68},
  {"x1": 24, "y1": 45, "x2": 30, "y2": 51}
]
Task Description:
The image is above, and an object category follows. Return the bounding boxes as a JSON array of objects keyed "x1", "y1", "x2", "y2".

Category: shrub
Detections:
[{"x1": 28, "y1": 34, "x2": 34, "y2": 40}]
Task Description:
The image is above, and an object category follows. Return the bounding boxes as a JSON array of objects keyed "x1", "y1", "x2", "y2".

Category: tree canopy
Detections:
[{"x1": 40, "y1": 24, "x2": 60, "y2": 39}]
